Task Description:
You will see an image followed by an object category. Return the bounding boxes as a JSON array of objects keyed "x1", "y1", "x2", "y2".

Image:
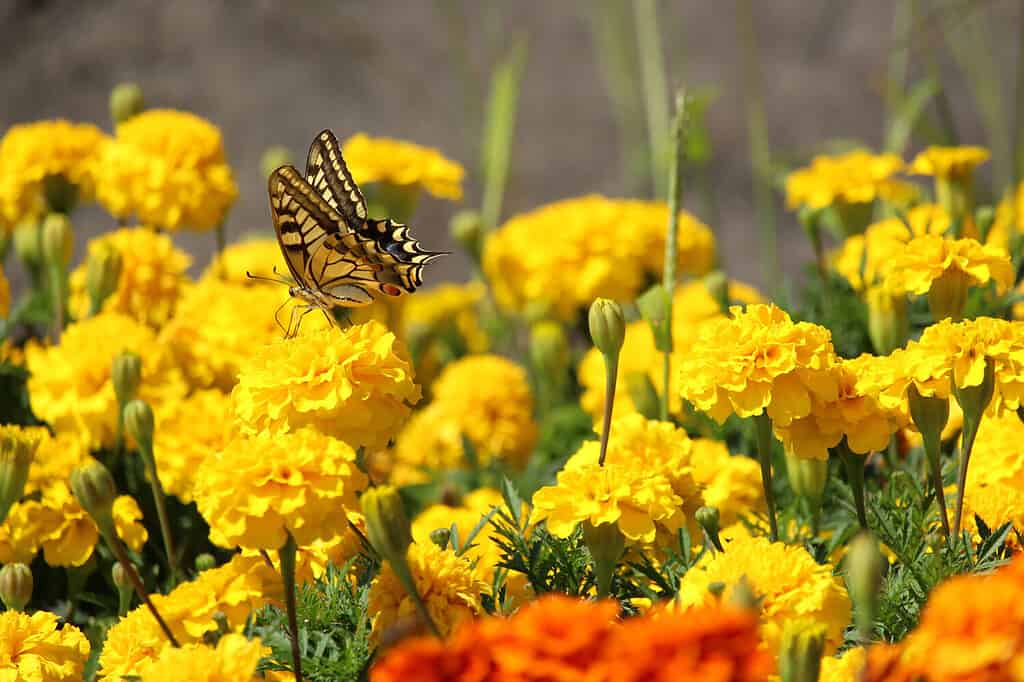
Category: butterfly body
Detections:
[{"x1": 263, "y1": 129, "x2": 444, "y2": 335}]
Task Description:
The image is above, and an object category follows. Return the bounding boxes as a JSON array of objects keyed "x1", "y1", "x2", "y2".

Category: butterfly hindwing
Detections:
[{"x1": 305, "y1": 129, "x2": 368, "y2": 229}]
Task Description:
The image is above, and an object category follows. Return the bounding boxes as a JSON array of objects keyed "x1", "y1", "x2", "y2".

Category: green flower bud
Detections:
[
  {"x1": 624, "y1": 371, "x2": 660, "y2": 420},
  {"x1": 111, "y1": 561, "x2": 130, "y2": 589},
  {"x1": 866, "y1": 287, "x2": 908, "y2": 355},
  {"x1": 13, "y1": 220, "x2": 42, "y2": 270},
  {"x1": 785, "y1": 452, "x2": 829, "y2": 509},
  {"x1": 260, "y1": 145, "x2": 293, "y2": 179},
  {"x1": 588, "y1": 298, "x2": 625, "y2": 359},
  {"x1": 703, "y1": 269, "x2": 730, "y2": 313},
  {"x1": 636, "y1": 284, "x2": 671, "y2": 352},
  {"x1": 42, "y1": 175, "x2": 78, "y2": 215},
  {"x1": 110, "y1": 82, "x2": 145, "y2": 125},
  {"x1": 0, "y1": 563, "x2": 33, "y2": 612},
  {"x1": 123, "y1": 399, "x2": 155, "y2": 454},
  {"x1": 907, "y1": 384, "x2": 950, "y2": 458},
  {"x1": 429, "y1": 527, "x2": 451, "y2": 550},
  {"x1": 707, "y1": 581, "x2": 726, "y2": 597},
  {"x1": 70, "y1": 460, "x2": 118, "y2": 533},
  {"x1": 728, "y1": 576, "x2": 761, "y2": 611},
  {"x1": 112, "y1": 352, "x2": 142, "y2": 408},
  {"x1": 195, "y1": 553, "x2": 217, "y2": 572},
  {"x1": 975, "y1": 205, "x2": 996, "y2": 242},
  {"x1": 581, "y1": 520, "x2": 625, "y2": 599},
  {"x1": 85, "y1": 243, "x2": 123, "y2": 315},
  {"x1": 529, "y1": 320, "x2": 569, "y2": 376},
  {"x1": 41, "y1": 213, "x2": 73, "y2": 266},
  {"x1": 951, "y1": 355, "x2": 996, "y2": 427},
  {"x1": 523, "y1": 300, "x2": 552, "y2": 324},
  {"x1": 450, "y1": 209, "x2": 483, "y2": 256},
  {"x1": 361, "y1": 485, "x2": 414, "y2": 569},
  {"x1": 845, "y1": 531, "x2": 885, "y2": 641},
  {"x1": 0, "y1": 429, "x2": 39, "y2": 525},
  {"x1": 695, "y1": 505, "x2": 724, "y2": 552},
  {"x1": 779, "y1": 620, "x2": 826, "y2": 682}
]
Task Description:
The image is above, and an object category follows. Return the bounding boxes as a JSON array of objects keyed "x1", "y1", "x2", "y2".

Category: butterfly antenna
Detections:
[{"x1": 246, "y1": 269, "x2": 293, "y2": 286}]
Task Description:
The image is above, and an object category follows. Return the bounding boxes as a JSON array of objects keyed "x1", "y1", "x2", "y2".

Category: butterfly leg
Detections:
[
  {"x1": 273, "y1": 297, "x2": 293, "y2": 335},
  {"x1": 288, "y1": 305, "x2": 318, "y2": 339},
  {"x1": 283, "y1": 304, "x2": 306, "y2": 340}
]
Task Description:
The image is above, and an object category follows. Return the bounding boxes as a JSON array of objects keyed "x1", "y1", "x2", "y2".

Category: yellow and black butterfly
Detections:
[{"x1": 253, "y1": 129, "x2": 444, "y2": 336}]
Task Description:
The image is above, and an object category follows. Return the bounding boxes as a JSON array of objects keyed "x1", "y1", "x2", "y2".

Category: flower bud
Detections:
[
  {"x1": 195, "y1": 553, "x2": 216, "y2": 572},
  {"x1": 361, "y1": 485, "x2": 413, "y2": 568},
  {"x1": 0, "y1": 428, "x2": 39, "y2": 525},
  {"x1": 260, "y1": 145, "x2": 293, "y2": 179},
  {"x1": 112, "y1": 352, "x2": 142, "y2": 408},
  {"x1": 582, "y1": 520, "x2": 625, "y2": 598},
  {"x1": 728, "y1": 576, "x2": 761, "y2": 611},
  {"x1": 695, "y1": 505, "x2": 724, "y2": 552},
  {"x1": 846, "y1": 531, "x2": 884, "y2": 641},
  {"x1": 703, "y1": 269, "x2": 730, "y2": 314},
  {"x1": 907, "y1": 384, "x2": 950, "y2": 460},
  {"x1": 624, "y1": 371, "x2": 660, "y2": 420},
  {"x1": 0, "y1": 563, "x2": 33, "y2": 612},
  {"x1": 975, "y1": 205, "x2": 996, "y2": 242},
  {"x1": 111, "y1": 561, "x2": 131, "y2": 590},
  {"x1": 785, "y1": 452, "x2": 828, "y2": 509},
  {"x1": 110, "y1": 82, "x2": 145, "y2": 125},
  {"x1": 707, "y1": 581, "x2": 726, "y2": 597},
  {"x1": 70, "y1": 460, "x2": 118, "y2": 533},
  {"x1": 588, "y1": 298, "x2": 625, "y2": 359},
  {"x1": 86, "y1": 243, "x2": 123, "y2": 315},
  {"x1": 123, "y1": 399, "x2": 155, "y2": 454},
  {"x1": 450, "y1": 209, "x2": 483, "y2": 256},
  {"x1": 951, "y1": 355, "x2": 996, "y2": 426},
  {"x1": 778, "y1": 620, "x2": 826, "y2": 682},
  {"x1": 529, "y1": 320, "x2": 569, "y2": 377},
  {"x1": 41, "y1": 213, "x2": 73, "y2": 266},
  {"x1": 636, "y1": 284, "x2": 671, "y2": 352},
  {"x1": 866, "y1": 286, "x2": 908, "y2": 355},
  {"x1": 13, "y1": 220, "x2": 42, "y2": 270},
  {"x1": 429, "y1": 527, "x2": 451, "y2": 550}
]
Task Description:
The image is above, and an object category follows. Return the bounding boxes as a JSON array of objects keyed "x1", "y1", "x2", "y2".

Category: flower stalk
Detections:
[
  {"x1": 836, "y1": 439, "x2": 868, "y2": 529},
  {"x1": 908, "y1": 384, "x2": 951, "y2": 541},
  {"x1": 279, "y1": 530, "x2": 304, "y2": 682},
  {"x1": 951, "y1": 356, "x2": 996, "y2": 537},
  {"x1": 124, "y1": 399, "x2": 177, "y2": 577},
  {"x1": 753, "y1": 412, "x2": 779, "y2": 541},
  {"x1": 589, "y1": 299, "x2": 625, "y2": 466}
]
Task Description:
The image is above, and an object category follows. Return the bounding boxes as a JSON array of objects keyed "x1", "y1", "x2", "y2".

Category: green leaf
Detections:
[
  {"x1": 885, "y1": 76, "x2": 940, "y2": 154},
  {"x1": 480, "y1": 38, "x2": 528, "y2": 232}
]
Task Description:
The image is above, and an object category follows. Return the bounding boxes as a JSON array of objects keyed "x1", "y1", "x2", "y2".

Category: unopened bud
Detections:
[
  {"x1": 846, "y1": 531, "x2": 885, "y2": 641},
  {"x1": 785, "y1": 452, "x2": 829, "y2": 509},
  {"x1": 0, "y1": 563, "x2": 33, "y2": 612},
  {"x1": 110, "y1": 82, "x2": 145, "y2": 125},
  {"x1": 707, "y1": 581, "x2": 726, "y2": 597},
  {"x1": 908, "y1": 384, "x2": 950, "y2": 461},
  {"x1": 41, "y1": 213, "x2": 73, "y2": 266},
  {"x1": 975, "y1": 205, "x2": 996, "y2": 242},
  {"x1": 695, "y1": 505, "x2": 724, "y2": 552},
  {"x1": 624, "y1": 371, "x2": 660, "y2": 420},
  {"x1": 195, "y1": 553, "x2": 216, "y2": 572},
  {"x1": 123, "y1": 399, "x2": 155, "y2": 454},
  {"x1": 636, "y1": 284, "x2": 671, "y2": 352},
  {"x1": 13, "y1": 220, "x2": 42, "y2": 269},
  {"x1": 0, "y1": 427, "x2": 39, "y2": 525},
  {"x1": 361, "y1": 485, "x2": 413, "y2": 568},
  {"x1": 450, "y1": 210, "x2": 483, "y2": 256},
  {"x1": 70, "y1": 460, "x2": 118, "y2": 532},
  {"x1": 529, "y1": 320, "x2": 569, "y2": 376},
  {"x1": 260, "y1": 145, "x2": 293, "y2": 179},
  {"x1": 429, "y1": 528, "x2": 451, "y2": 550},
  {"x1": 703, "y1": 269, "x2": 730, "y2": 313},
  {"x1": 588, "y1": 298, "x2": 625, "y2": 359},
  {"x1": 951, "y1": 355, "x2": 996, "y2": 426},
  {"x1": 111, "y1": 561, "x2": 130, "y2": 590},
  {"x1": 779, "y1": 620, "x2": 826, "y2": 682},
  {"x1": 866, "y1": 286, "x2": 908, "y2": 355},
  {"x1": 86, "y1": 243, "x2": 123, "y2": 315},
  {"x1": 728, "y1": 576, "x2": 761, "y2": 611},
  {"x1": 112, "y1": 352, "x2": 142, "y2": 408}
]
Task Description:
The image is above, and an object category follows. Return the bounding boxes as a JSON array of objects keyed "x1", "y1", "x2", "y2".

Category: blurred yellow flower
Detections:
[
  {"x1": 820, "y1": 646, "x2": 866, "y2": 682},
  {"x1": 483, "y1": 196, "x2": 715, "y2": 319},
  {"x1": 676, "y1": 534, "x2": 851, "y2": 655},
  {"x1": 688, "y1": 438, "x2": 765, "y2": 528},
  {"x1": 342, "y1": 133, "x2": 464, "y2": 200},
  {"x1": 0, "y1": 610, "x2": 90, "y2": 682},
  {"x1": 138, "y1": 633, "x2": 265, "y2": 682},
  {"x1": 96, "y1": 109, "x2": 237, "y2": 231},
  {"x1": 968, "y1": 413, "x2": 1024, "y2": 489},
  {"x1": 232, "y1": 321, "x2": 420, "y2": 450},
  {"x1": 33, "y1": 481, "x2": 97, "y2": 567},
  {"x1": 0, "y1": 119, "x2": 109, "y2": 231},
  {"x1": 910, "y1": 145, "x2": 990, "y2": 180},
  {"x1": 678, "y1": 304, "x2": 838, "y2": 426},
  {"x1": 194, "y1": 428, "x2": 367, "y2": 550},
  {"x1": 152, "y1": 390, "x2": 232, "y2": 503},
  {"x1": 988, "y1": 182, "x2": 1024, "y2": 250},
  {"x1": 0, "y1": 500, "x2": 43, "y2": 565},
  {"x1": 785, "y1": 149, "x2": 904, "y2": 211},
  {"x1": 161, "y1": 278, "x2": 327, "y2": 391},
  {"x1": 885, "y1": 234, "x2": 1012, "y2": 299},
  {"x1": 24, "y1": 429, "x2": 89, "y2": 495},
  {"x1": 368, "y1": 541, "x2": 485, "y2": 642},
  {"x1": 68, "y1": 226, "x2": 192, "y2": 328},
  {"x1": 98, "y1": 554, "x2": 280, "y2": 679},
  {"x1": 26, "y1": 312, "x2": 186, "y2": 449},
  {"x1": 113, "y1": 495, "x2": 148, "y2": 553},
  {"x1": 392, "y1": 354, "x2": 536, "y2": 483},
  {"x1": 246, "y1": 518, "x2": 366, "y2": 585},
  {"x1": 202, "y1": 237, "x2": 284, "y2": 285},
  {"x1": 0, "y1": 265, "x2": 9, "y2": 318}
]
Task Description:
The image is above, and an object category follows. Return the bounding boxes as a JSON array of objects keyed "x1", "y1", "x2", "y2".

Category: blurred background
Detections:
[{"x1": 1, "y1": 0, "x2": 1019, "y2": 288}]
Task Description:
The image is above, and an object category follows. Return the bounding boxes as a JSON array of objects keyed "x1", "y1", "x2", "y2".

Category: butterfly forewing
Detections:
[{"x1": 305, "y1": 129, "x2": 369, "y2": 229}]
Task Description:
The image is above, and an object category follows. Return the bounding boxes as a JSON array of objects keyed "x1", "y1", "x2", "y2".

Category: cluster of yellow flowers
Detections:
[{"x1": 482, "y1": 195, "x2": 715, "y2": 318}]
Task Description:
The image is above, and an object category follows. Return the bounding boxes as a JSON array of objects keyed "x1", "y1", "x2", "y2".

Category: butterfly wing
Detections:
[
  {"x1": 362, "y1": 218, "x2": 446, "y2": 293},
  {"x1": 305, "y1": 129, "x2": 369, "y2": 229}
]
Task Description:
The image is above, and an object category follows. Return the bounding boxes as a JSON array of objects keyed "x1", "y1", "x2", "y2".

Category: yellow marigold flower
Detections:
[
  {"x1": 0, "y1": 500, "x2": 44, "y2": 565},
  {"x1": 579, "y1": 280, "x2": 762, "y2": 423},
  {"x1": 0, "y1": 265, "x2": 9, "y2": 318},
  {"x1": 678, "y1": 304, "x2": 838, "y2": 426},
  {"x1": 688, "y1": 438, "x2": 765, "y2": 528},
  {"x1": 785, "y1": 149, "x2": 904, "y2": 211},
  {"x1": 403, "y1": 281, "x2": 486, "y2": 334},
  {"x1": 113, "y1": 495, "x2": 148, "y2": 553},
  {"x1": 988, "y1": 182, "x2": 1024, "y2": 250},
  {"x1": 820, "y1": 646, "x2": 867, "y2": 682},
  {"x1": 24, "y1": 429, "x2": 89, "y2": 495},
  {"x1": 98, "y1": 554, "x2": 280, "y2": 679},
  {"x1": 162, "y1": 278, "x2": 328, "y2": 391},
  {"x1": 152, "y1": 390, "x2": 232, "y2": 503},
  {"x1": 0, "y1": 120, "x2": 109, "y2": 231},
  {"x1": 194, "y1": 428, "x2": 367, "y2": 550},
  {"x1": 773, "y1": 355, "x2": 904, "y2": 460},
  {"x1": 483, "y1": 196, "x2": 715, "y2": 319},
  {"x1": 833, "y1": 204, "x2": 950, "y2": 291},
  {"x1": 342, "y1": 133, "x2": 464, "y2": 200},
  {"x1": 968, "y1": 413, "x2": 1024, "y2": 489},
  {"x1": 960, "y1": 478, "x2": 1024, "y2": 546},
  {"x1": 910, "y1": 145, "x2": 990, "y2": 180},
  {"x1": 68, "y1": 226, "x2": 191, "y2": 328},
  {"x1": 95, "y1": 109, "x2": 237, "y2": 231},
  {"x1": 531, "y1": 415, "x2": 704, "y2": 546},
  {"x1": 399, "y1": 281, "x2": 490, "y2": 386},
  {"x1": 884, "y1": 234, "x2": 1012, "y2": 299},
  {"x1": 368, "y1": 541, "x2": 486, "y2": 642},
  {"x1": 202, "y1": 237, "x2": 285, "y2": 285},
  {"x1": 26, "y1": 312, "x2": 186, "y2": 449},
  {"x1": 138, "y1": 633, "x2": 265, "y2": 682},
  {"x1": 247, "y1": 518, "x2": 366, "y2": 585},
  {"x1": 33, "y1": 481, "x2": 98, "y2": 567},
  {"x1": 231, "y1": 321, "x2": 419, "y2": 450},
  {"x1": 0, "y1": 610, "x2": 90, "y2": 681},
  {"x1": 676, "y1": 534, "x2": 851, "y2": 655}
]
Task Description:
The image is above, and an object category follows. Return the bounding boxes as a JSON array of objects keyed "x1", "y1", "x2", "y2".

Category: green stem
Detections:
[
  {"x1": 279, "y1": 531, "x2": 304, "y2": 682},
  {"x1": 633, "y1": 0, "x2": 670, "y2": 198},
  {"x1": 753, "y1": 412, "x2": 778, "y2": 541},
  {"x1": 48, "y1": 260, "x2": 65, "y2": 343},
  {"x1": 105, "y1": 527, "x2": 178, "y2": 647},
  {"x1": 598, "y1": 352, "x2": 620, "y2": 467},
  {"x1": 838, "y1": 441, "x2": 869, "y2": 529},
  {"x1": 660, "y1": 93, "x2": 688, "y2": 422},
  {"x1": 137, "y1": 439, "x2": 177, "y2": 578},
  {"x1": 953, "y1": 414, "x2": 982, "y2": 539}
]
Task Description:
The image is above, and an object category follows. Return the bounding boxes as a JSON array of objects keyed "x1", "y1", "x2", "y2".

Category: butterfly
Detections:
[{"x1": 252, "y1": 129, "x2": 445, "y2": 337}]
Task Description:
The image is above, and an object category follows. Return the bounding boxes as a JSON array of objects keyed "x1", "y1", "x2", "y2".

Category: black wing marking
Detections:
[{"x1": 305, "y1": 129, "x2": 368, "y2": 229}]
